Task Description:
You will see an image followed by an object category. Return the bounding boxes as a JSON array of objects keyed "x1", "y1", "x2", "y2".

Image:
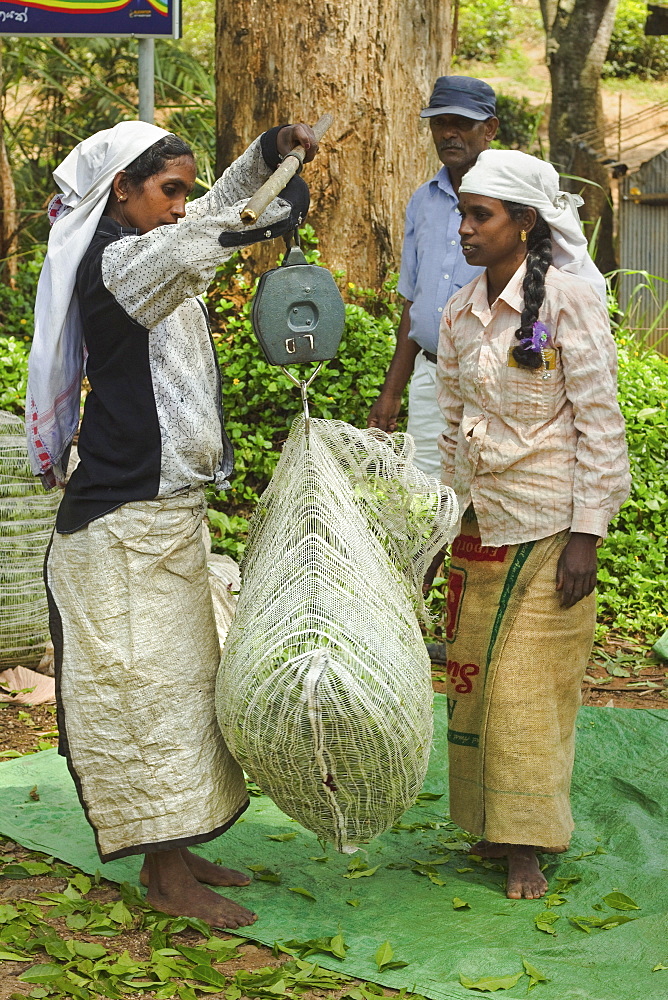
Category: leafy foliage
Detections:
[
  {"x1": 0, "y1": 336, "x2": 29, "y2": 415},
  {"x1": 454, "y1": 0, "x2": 513, "y2": 63},
  {"x1": 604, "y1": 0, "x2": 668, "y2": 80},
  {"x1": 596, "y1": 345, "x2": 668, "y2": 639},
  {"x1": 493, "y1": 94, "x2": 544, "y2": 154}
]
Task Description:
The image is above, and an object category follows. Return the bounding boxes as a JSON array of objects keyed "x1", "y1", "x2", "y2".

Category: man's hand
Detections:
[
  {"x1": 555, "y1": 532, "x2": 598, "y2": 608},
  {"x1": 368, "y1": 390, "x2": 402, "y2": 432},
  {"x1": 277, "y1": 124, "x2": 319, "y2": 164}
]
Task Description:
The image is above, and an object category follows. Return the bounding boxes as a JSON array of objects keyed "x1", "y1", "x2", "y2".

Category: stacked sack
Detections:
[
  {"x1": 216, "y1": 417, "x2": 459, "y2": 851},
  {"x1": 0, "y1": 412, "x2": 59, "y2": 667}
]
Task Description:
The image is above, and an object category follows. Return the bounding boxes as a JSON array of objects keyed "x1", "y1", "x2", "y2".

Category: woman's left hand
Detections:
[
  {"x1": 556, "y1": 533, "x2": 598, "y2": 608},
  {"x1": 277, "y1": 123, "x2": 319, "y2": 164}
]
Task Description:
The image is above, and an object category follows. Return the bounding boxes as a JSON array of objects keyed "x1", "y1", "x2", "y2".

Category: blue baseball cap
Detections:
[{"x1": 420, "y1": 76, "x2": 496, "y2": 121}]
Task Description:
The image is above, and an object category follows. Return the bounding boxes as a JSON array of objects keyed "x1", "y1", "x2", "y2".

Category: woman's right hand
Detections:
[
  {"x1": 277, "y1": 124, "x2": 319, "y2": 164},
  {"x1": 556, "y1": 533, "x2": 598, "y2": 608}
]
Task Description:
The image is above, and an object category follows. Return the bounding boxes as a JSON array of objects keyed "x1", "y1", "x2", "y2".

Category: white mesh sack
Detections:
[
  {"x1": 0, "y1": 412, "x2": 59, "y2": 667},
  {"x1": 216, "y1": 416, "x2": 459, "y2": 851}
]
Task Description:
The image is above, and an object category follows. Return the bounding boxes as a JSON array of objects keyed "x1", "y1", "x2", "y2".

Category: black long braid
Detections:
[{"x1": 503, "y1": 201, "x2": 553, "y2": 370}]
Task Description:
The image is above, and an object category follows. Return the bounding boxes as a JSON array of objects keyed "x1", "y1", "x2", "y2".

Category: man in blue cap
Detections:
[{"x1": 368, "y1": 76, "x2": 498, "y2": 478}]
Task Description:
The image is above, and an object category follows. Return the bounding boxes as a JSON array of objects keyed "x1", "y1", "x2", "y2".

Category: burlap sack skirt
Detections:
[
  {"x1": 45, "y1": 489, "x2": 248, "y2": 862},
  {"x1": 445, "y1": 508, "x2": 595, "y2": 850}
]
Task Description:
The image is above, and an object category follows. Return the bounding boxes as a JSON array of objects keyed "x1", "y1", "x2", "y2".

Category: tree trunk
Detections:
[
  {"x1": 215, "y1": 0, "x2": 452, "y2": 287},
  {"x1": 0, "y1": 43, "x2": 18, "y2": 286},
  {"x1": 539, "y1": 0, "x2": 619, "y2": 274}
]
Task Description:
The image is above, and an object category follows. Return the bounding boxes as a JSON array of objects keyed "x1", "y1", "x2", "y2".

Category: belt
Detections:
[{"x1": 421, "y1": 350, "x2": 438, "y2": 365}]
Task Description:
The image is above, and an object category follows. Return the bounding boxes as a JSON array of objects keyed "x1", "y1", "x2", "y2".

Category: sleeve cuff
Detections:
[
  {"x1": 217, "y1": 174, "x2": 310, "y2": 249},
  {"x1": 571, "y1": 507, "x2": 609, "y2": 538},
  {"x1": 260, "y1": 124, "x2": 290, "y2": 169}
]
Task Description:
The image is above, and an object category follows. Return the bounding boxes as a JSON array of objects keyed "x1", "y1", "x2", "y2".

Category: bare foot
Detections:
[
  {"x1": 144, "y1": 849, "x2": 257, "y2": 929},
  {"x1": 140, "y1": 848, "x2": 250, "y2": 888},
  {"x1": 505, "y1": 845, "x2": 548, "y2": 899},
  {"x1": 469, "y1": 840, "x2": 509, "y2": 859}
]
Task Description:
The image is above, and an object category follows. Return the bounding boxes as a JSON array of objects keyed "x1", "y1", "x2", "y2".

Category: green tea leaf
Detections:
[
  {"x1": 459, "y1": 971, "x2": 524, "y2": 992},
  {"x1": 178, "y1": 944, "x2": 213, "y2": 965},
  {"x1": 19, "y1": 963, "x2": 65, "y2": 984},
  {"x1": 343, "y1": 864, "x2": 381, "y2": 879},
  {"x1": 346, "y1": 899, "x2": 360, "y2": 907},
  {"x1": 248, "y1": 865, "x2": 281, "y2": 883},
  {"x1": 309, "y1": 855, "x2": 329, "y2": 862},
  {"x1": 602, "y1": 891, "x2": 640, "y2": 911},
  {"x1": 330, "y1": 932, "x2": 348, "y2": 959},
  {"x1": 522, "y1": 959, "x2": 550, "y2": 991},
  {"x1": 534, "y1": 911, "x2": 560, "y2": 934},
  {"x1": 652, "y1": 962, "x2": 668, "y2": 971},
  {"x1": 188, "y1": 964, "x2": 227, "y2": 988},
  {"x1": 267, "y1": 832, "x2": 297, "y2": 842},
  {"x1": 288, "y1": 887, "x2": 316, "y2": 901},
  {"x1": 69, "y1": 874, "x2": 92, "y2": 895},
  {"x1": 416, "y1": 792, "x2": 444, "y2": 801},
  {"x1": 71, "y1": 940, "x2": 106, "y2": 959},
  {"x1": 452, "y1": 897, "x2": 470, "y2": 910},
  {"x1": 374, "y1": 941, "x2": 394, "y2": 970},
  {"x1": 0, "y1": 949, "x2": 31, "y2": 961}
]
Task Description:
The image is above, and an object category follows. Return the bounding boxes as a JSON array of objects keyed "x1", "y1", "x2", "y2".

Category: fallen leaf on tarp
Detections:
[
  {"x1": 0, "y1": 666, "x2": 55, "y2": 705},
  {"x1": 523, "y1": 959, "x2": 550, "y2": 991},
  {"x1": 267, "y1": 832, "x2": 297, "y2": 842},
  {"x1": 459, "y1": 971, "x2": 524, "y2": 992},
  {"x1": 288, "y1": 887, "x2": 316, "y2": 901},
  {"x1": 652, "y1": 963, "x2": 668, "y2": 971},
  {"x1": 373, "y1": 940, "x2": 409, "y2": 972},
  {"x1": 279, "y1": 934, "x2": 349, "y2": 960},
  {"x1": 343, "y1": 864, "x2": 381, "y2": 879},
  {"x1": 602, "y1": 891, "x2": 640, "y2": 910},
  {"x1": 346, "y1": 899, "x2": 360, "y2": 907},
  {"x1": 534, "y1": 911, "x2": 560, "y2": 934},
  {"x1": 247, "y1": 865, "x2": 281, "y2": 884},
  {"x1": 452, "y1": 897, "x2": 470, "y2": 910}
]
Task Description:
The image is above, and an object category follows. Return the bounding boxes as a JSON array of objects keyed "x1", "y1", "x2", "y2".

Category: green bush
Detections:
[
  {"x1": 455, "y1": 0, "x2": 513, "y2": 63},
  {"x1": 0, "y1": 252, "x2": 42, "y2": 338},
  {"x1": 596, "y1": 345, "x2": 668, "y2": 640},
  {"x1": 0, "y1": 336, "x2": 30, "y2": 415},
  {"x1": 604, "y1": 0, "x2": 668, "y2": 79},
  {"x1": 493, "y1": 94, "x2": 543, "y2": 152}
]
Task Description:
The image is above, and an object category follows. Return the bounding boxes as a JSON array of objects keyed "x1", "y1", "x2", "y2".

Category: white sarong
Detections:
[{"x1": 45, "y1": 489, "x2": 247, "y2": 861}]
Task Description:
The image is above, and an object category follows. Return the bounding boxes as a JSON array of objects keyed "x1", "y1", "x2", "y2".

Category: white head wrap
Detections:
[
  {"x1": 27, "y1": 120, "x2": 170, "y2": 484},
  {"x1": 459, "y1": 149, "x2": 607, "y2": 304}
]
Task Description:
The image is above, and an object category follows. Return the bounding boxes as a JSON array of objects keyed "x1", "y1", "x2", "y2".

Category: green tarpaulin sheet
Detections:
[{"x1": 1, "y1": 699, "x2": 667, "y2": 1000}]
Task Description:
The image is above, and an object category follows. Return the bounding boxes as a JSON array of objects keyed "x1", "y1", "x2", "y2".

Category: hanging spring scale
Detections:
[{"x1": 240, "y1": 114, "x2": 345, "y2": 445}]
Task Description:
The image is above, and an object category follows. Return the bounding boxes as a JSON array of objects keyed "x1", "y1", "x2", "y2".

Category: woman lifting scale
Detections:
[{"x1": 27, "y1": 119, "x2": 317, "y2": 928}]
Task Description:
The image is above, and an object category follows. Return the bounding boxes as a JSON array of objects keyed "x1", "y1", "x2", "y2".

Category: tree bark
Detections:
[
  {"x1": 539, "y1": 0, "x2": 619, "y2": 274},
  {"x1": 215, "y1": 0, "x2": 452, "y2": 286},
  {"x1": 0, "y1": 43, "x2": 18, "y2": 286}
]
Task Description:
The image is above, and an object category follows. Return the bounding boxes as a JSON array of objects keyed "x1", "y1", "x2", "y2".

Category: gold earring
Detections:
[
  {"x1": 520, "y1": 229, "x2": 527, "y2": 242},
  {"x1": 118, "y1": 196, "x2": 126, "y2": 202}
]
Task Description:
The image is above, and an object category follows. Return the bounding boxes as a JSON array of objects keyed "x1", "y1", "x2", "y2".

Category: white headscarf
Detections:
[
  {"x1": 459, "y1": 149, "x2": 607, "y2": 304},
  {"x1": 27, "y1": 120, "x2": 169, "y2": 485}
]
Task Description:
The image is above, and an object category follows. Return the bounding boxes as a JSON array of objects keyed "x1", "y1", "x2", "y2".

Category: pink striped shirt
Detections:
[{"x1": 436, "y1": 262, "x2": 631, "y2": 547}]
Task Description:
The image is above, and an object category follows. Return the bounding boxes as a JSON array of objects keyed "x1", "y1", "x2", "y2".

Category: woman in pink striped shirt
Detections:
[{"x1": 436, "y1": 150, "x2": 630, "y2": 899}]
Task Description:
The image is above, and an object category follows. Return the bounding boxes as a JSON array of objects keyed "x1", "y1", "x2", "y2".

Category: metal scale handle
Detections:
[{"x1": 242, "y1": 115, "x2": 344, "y2": 444}]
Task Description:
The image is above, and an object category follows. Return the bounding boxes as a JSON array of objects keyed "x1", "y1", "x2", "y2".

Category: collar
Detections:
[
  {"x1": 468, "y1": 259, "x2": 527, "y2": 324},
  {"x1": 97, "y1": 214, "x2": 140, "y2": 239},
  {"x1": 429, "y1": 165, "x2": 457, "y2": 201},
  {"x1": 497, "y1": 260, "x2": 526, "y2": 313}
]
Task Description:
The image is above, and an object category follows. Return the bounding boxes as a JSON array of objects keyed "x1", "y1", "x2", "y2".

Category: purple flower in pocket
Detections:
[{"x1": 519, "y1": 321, "x2": 551, "y2": 353}]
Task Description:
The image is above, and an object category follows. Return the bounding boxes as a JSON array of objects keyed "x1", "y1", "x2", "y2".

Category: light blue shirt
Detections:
[{"x1": 397, "y1": 166, "x2": 483, "y2": 355}]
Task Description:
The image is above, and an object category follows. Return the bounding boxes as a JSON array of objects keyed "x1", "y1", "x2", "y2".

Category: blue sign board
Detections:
[{"x1": 0, "y1": 0, "x2": 180, "y2": 37}]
